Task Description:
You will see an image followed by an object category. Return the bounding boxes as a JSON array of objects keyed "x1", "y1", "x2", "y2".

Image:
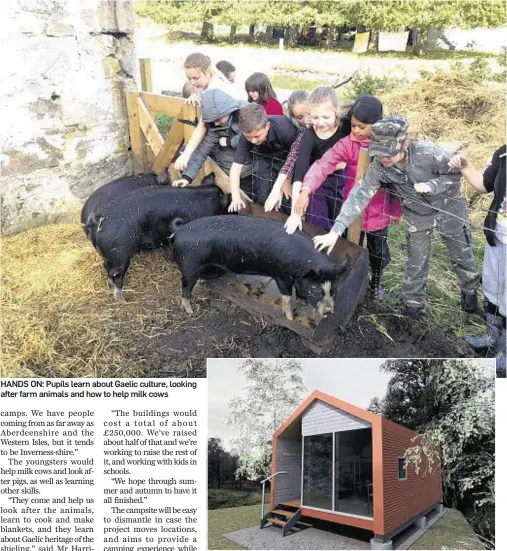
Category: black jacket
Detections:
[{"x1": 483, "y1": 145, "x2": 506, "y2": 246}]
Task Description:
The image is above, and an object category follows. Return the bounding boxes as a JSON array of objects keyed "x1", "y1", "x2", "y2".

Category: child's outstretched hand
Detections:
[
  {"x1": 335, "y1": 161, "x2": 347, "y2": 171},
  {"x1": 229, "y1": 195, "x2": 246, "y2": 213},
  {"x1": 172, "y1": 179, "x2": 190, "y2": 187},
  {"x1": 284, "y1": 214, "x2": 302, "y2": 234},
  {"x1": 313, "y1": 231, "x2": 339, "y2": 255},
  {"x1": 264, "y1": 187, "x2": 283, "y2": 212},
  {"x1": 174, "y1": 154, "x2": 189, "y2": 172},
  {"x1": 413, "y1": 182, "x2": 432, "y2": 193},
  {"x1": 294, "y1": 189, "x2": 310, "y2": 215},
  {"x1": 449, "y1": 153, "x2": 469, "y2": 170}
]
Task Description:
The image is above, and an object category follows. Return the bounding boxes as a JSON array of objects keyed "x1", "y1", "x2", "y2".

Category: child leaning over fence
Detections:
[
  {"x1": 174, "y1": 53, "x2": 243, "y2": 174},
  {"x1": 245, "y1": 72, "x2": 284, "y2": 116},
  {"x1": 313, "y1": 116, "x2": 480, "y2": 319},
  {"x1": 285, "y1": 86, "x2": 349, "y2": 234},
  {"x1": 264, "y1": 90, "x2": 310, "y2": 212},
  {"x1": 289, "y1": 95, "x2": 402, "y2": 300},
  {"x1": 227, "y1": 103, "x2": 298, "y2": 213},
  {"x1": 172, "y1": 89, "x2": 252, "y2": 188},
  {"x1": 450, "y1": 145, "x2": 506, "y2": 372}
]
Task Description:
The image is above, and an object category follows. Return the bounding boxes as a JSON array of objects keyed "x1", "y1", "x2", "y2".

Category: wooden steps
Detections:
[{"x1": 260, "y1": 503, "x2": 311, "y2": 536}]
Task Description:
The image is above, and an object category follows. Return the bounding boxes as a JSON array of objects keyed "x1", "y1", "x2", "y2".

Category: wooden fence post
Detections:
[
  {"x1": 126, "y1": 91, "x2": 146, "y2": 173},
  {"x1": 139, "y1": 58, "x2": 153, "y2": 93},
  {"x1": 346, "y1": 147, "x2": 370, "y2": 244}
]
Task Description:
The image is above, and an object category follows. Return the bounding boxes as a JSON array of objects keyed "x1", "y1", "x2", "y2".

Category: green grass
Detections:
[
  {"x1": 380, "y1": 220, "x2": 486, "y2": 338},
  {"x1": 154, "y1": 114, "x2": 175, "y2": 139},
  {"x1": 208, "y1": 504, "x2": 260, "y2": 550},
  {"x1": 274, "y1": 64, "x2": 343, "y2": 76},
  {"x1": 410, "y1": 509, "x2": 484, "y2": 550},
  {"x1": 209, "y1": 488, "x2": 264, "y2": 510},
  {"x1": 271, "y1": 74, "x2": 330, "y2": 91}
]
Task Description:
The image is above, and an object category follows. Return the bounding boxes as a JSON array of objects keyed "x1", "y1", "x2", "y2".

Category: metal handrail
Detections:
[{"x1": 260, "y1": 471, "x2": 287, "y2": 521}]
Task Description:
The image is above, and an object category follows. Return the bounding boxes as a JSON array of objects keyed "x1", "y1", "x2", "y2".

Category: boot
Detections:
[
  {"x1": 465, "y1": 312, "x2": 502, "y2": 350},
  {"x1": 461, "y1": 291, "x2": 478, "y2": 313},
  {"x1": 405, "y1": 306, "x2": 427, "y2": 320}
]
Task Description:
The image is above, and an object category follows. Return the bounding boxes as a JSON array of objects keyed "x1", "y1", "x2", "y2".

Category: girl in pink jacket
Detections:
[{"x1": 294, "y1": 95, "x2": 402, "y2": 299}]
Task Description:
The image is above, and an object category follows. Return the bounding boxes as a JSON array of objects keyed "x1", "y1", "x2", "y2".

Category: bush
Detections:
[
  {"x1": 154, "y1": 114, "x2": 175, "y2": 139},
  {"x1": 343, "y1": 70, "x2": 404, "y2": 102},
  {"x1": 208, "y1": 489, "x2": 264, "y2": 510}
]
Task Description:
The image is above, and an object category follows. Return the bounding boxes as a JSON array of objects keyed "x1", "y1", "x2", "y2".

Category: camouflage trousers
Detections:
[{"x1": 404, "y1": 200, "x2": 481, "y2": 310}]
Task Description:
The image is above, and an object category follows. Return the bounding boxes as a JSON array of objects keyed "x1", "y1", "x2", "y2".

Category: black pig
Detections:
[
  {"x1": 171, "y1": 215, "x2": 350, "y2": 319},
  {"x1": 87, "y1": 175, "x2": 229, "y2": 301},
  {"x1": 81, "y1": 172, "x2": 166, "y2": 238}
]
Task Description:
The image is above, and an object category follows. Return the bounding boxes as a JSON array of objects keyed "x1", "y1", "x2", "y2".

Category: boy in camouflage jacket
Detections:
[{"x1": 313, "y1": 116, "x2": 480, "y2": 319}]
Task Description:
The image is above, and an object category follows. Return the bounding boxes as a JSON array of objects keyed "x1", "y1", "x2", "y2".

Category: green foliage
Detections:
[
  {"x1": 208, "y1": 488, "x2": 263, "y2": 510},
  {"x1": 371, "y1": 359, "x2": 495, "y2": 545},
  {"x1": 343, "y1": 70, "x2": 404, "y2": 102},
  {"x1": 271, "y1": 74, "x2": 330, "y2": 92},
  {"x1": 154, "y1": 114, "x2": 175, "y2": 139}
]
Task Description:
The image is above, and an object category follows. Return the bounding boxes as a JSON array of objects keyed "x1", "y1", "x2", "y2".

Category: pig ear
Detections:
[{"x1": 304, "y1": 268, "x2": 321, "y2": 280}]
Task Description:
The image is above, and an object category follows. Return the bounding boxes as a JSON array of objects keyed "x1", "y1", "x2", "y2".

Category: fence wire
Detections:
[{"x1": 242, "y1": 147, "x2": 505, "y2": 347}]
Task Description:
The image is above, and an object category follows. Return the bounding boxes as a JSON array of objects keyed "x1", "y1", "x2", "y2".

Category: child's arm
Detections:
[
  {"x1": 264, "y1": 129, "x2": 305, "y2": 212},
  {"x1": 295, "y1": 139, "x2": 348, "y2": 215},
  {"x1": 313, "y1": 161, "x2": 382, "y2": 254},
  {"x1": 174, "y1": 121, "x2": 207, "y2": 172},
  {"x1": 174, "y1": 130, "x2": 219, "y2": 186},
  {"x1": 449, "y1": 153, "x2": 491, "y2": 194},
  {"x1": 412, "y1": 148, "x2": 462, "y2": 195},
  {"x1": 228, "y1": 162, "x2": 246, "y2": 212},
  {"x1": 284, "y1": 181, "x2": 303, "y2": 234}
]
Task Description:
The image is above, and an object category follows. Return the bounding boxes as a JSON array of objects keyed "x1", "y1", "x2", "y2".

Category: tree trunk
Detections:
[
  {"x1": 368, "y1": 29, "x2": 378, "y2": 51},
  {"x1": 200, "y1": 21, "x2": 214, "y2": 42},
  {"x1": 229, "y1": 25, "x2": 237, "y2": 43},
  {"x1": 285, "y1": 26, "x2": 299, "y2": 48},
  {"x1": 249, "y1": 24, "x2": 255, "y2": 38},
  {"x1": 326, "y1": 27, "x2": 334, "y2": 48},
  {"x1": 413, "y1": 29, "x2": 428, "y2": 56},
  {"x1": 266, "y1": 25, "x2": 273, "y2": 39}
]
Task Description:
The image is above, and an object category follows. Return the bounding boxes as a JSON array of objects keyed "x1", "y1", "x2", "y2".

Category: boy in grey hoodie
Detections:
[{"x1": 173, "y1": 89, "x2": 252, "y2": 186}]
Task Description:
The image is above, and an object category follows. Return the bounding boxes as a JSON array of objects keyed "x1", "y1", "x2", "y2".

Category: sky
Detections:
[{"x1": 207, "y1": 358, "x2": 495, "y2": 451}]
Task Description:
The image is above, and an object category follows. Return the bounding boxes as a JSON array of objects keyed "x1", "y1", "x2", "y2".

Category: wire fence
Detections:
[{"x1": 241, "y1": 147, "x2": 505, "y2": 350}]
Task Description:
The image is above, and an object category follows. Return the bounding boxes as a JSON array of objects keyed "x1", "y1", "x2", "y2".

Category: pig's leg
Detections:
[
  {"x1": 180, "y1": 273, "x2": 198, "y2": 315},
  {"x1": 104, "y1": 257, "x2": 130, "y2": 303},
  {"x1": 273, "y1": 277, "x2": 294, "y2": 321}
]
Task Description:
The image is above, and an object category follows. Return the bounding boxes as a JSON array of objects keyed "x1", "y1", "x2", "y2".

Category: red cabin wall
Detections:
[{"x1": 380, "y1": 418, "x2": 442, "y2": 536}]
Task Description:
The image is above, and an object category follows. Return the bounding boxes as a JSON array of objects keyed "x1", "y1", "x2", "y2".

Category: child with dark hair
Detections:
[
  {"x1": 227, "y1": 103, "x2": 297, "y2": 213},
  {"x1": 216, "y1": 60, "x2": 236, "y2": 83},
  {"x1": 245, "y1": 72, "x2": 284, "y2": 116},
  {"x1": 292, "y1": 95, "x2": 402, "y2": 299}
]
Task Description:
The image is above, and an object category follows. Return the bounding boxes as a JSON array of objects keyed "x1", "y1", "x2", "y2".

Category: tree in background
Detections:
[
  {"x1": 226, "y1": 358, "x2": 307, "y2": 481},
  {"x1": 135, "y1": 0, "x2": 506, "y2": 53},
  {"x1": 370, "y1": 359, "x2": 495, "y2": 547}
]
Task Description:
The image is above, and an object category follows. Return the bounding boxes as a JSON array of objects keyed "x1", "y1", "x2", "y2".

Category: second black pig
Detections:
[{"x1": 171, "y1": 215, "x2": 350, "y2": 319}]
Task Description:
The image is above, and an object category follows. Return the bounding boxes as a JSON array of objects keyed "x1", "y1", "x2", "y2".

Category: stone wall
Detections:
[{"x1": 1, "y1": 0, "x2": 137, "y2": 235}]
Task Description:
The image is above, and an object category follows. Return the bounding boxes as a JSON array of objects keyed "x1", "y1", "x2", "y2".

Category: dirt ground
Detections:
[{"x1": 2, "y1": 223, "x2": 474, "y2": 380}]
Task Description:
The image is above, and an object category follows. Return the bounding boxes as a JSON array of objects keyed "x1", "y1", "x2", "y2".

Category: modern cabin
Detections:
[{"x1": 266, "y1": 391, "x2": 442, "y2": 548}]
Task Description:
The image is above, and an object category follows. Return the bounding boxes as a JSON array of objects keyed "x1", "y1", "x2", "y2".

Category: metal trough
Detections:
[{"x1": 204, "y1": 203, "x2": 369, "y2": 353}]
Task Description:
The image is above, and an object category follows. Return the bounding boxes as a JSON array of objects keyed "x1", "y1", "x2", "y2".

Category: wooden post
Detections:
[
  {"x1": 346, "y1": 147, "x2": 370, "y2": 244},
  {"x1": 126, "y1": 91, "x2": 146, "y2": 173},
  {"x1": 139, "y1": 58, "x2": 153, "y2": 93}
]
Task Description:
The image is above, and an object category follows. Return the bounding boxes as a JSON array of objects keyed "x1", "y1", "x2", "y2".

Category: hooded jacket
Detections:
[{"x1": 183, "y1": 89, "x2": 252, "y2": 182}]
